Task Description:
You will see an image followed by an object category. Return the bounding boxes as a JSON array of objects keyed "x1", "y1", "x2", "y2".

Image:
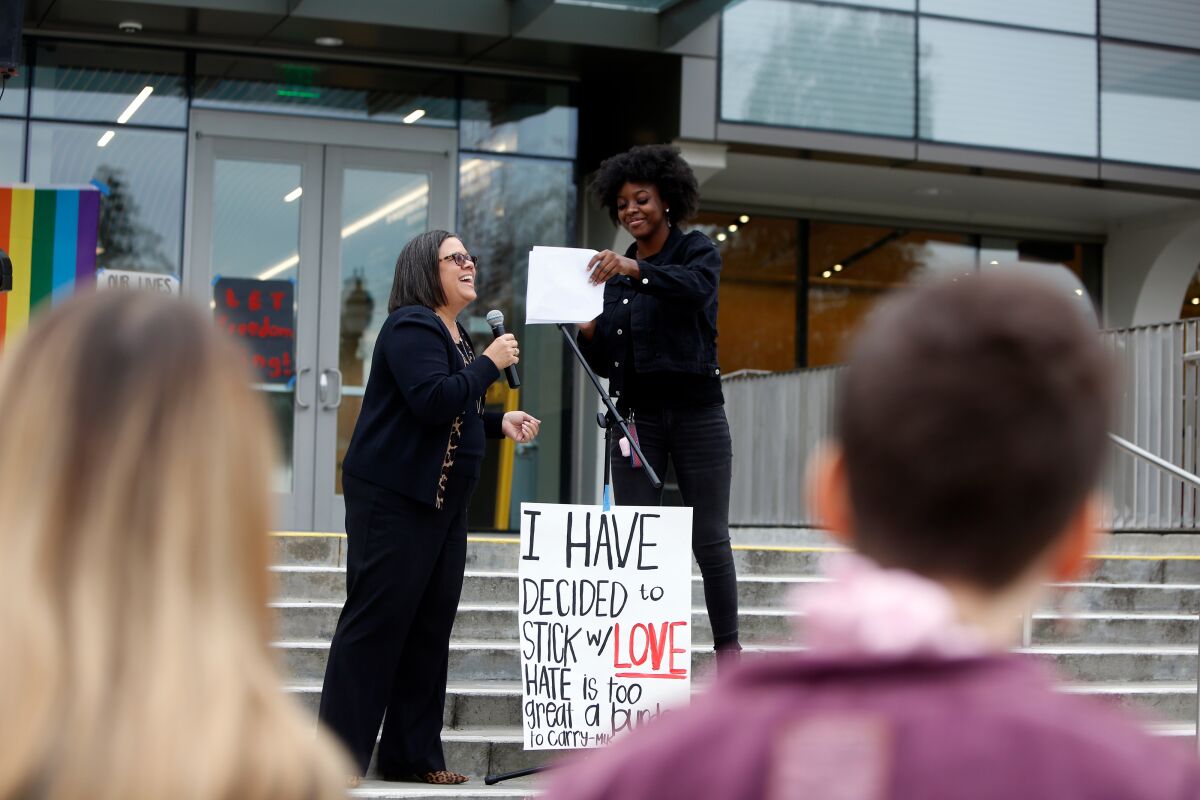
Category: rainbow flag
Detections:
[{"x1": 0, "y1": 186, "x2": 101, "y2": 349}]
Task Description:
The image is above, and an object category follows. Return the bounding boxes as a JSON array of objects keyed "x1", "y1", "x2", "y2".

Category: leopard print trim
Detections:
[{"x1": 435, "y1": 329, "x2": 475, "y2": 510}]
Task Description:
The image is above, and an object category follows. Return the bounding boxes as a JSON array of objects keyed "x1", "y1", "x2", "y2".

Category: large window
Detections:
[
  {"x1": 720, "y1": 0, "x2": 1200, "y2": 172},
  {"x1": 697, "y1": 211, "x2": 1100, "y2": 370},
  {"x1": 722, "y1": 1, "x2": 914, "y2": 137},
  {"x1": 919, "y1": 20, "x2": 1097, "y2": 157},
  {"x1": 1102, "y1": 44, "x2": 1200, "y2": 171}
]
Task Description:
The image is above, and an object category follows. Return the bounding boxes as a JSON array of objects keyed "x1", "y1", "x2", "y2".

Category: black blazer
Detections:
[
  {"x1": 342, "y1": 305, "x2": 503, "y2": 508},
  {"x1": 578, "y1": 226, "x2": 722, "y2": 396}
]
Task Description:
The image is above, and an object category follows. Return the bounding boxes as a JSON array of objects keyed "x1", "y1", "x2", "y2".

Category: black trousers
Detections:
[
  {"x1": 610, "y1": 404, "x2": 740, "y2": 648},
  {"x1": 318, "y1": 473, "x2": 474, "y2": 777}
]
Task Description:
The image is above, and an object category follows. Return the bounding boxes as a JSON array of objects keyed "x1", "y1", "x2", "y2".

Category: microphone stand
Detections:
[
  {"x1": 558, "y1": 322, "x2": 662, "y2": 496},
  {"x1": 483, "y1": 323, "x2": 662, "y2": 787}
]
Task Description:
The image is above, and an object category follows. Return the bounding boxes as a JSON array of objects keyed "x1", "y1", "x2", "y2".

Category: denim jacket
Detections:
[{"x1": 578, "y1": 227, "x2": 722, "y2": 400}]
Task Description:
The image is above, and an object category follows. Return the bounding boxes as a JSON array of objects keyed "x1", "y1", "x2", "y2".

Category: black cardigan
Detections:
[{"x1": 342, "y1": 305, "x2": 503, "y2": 508}]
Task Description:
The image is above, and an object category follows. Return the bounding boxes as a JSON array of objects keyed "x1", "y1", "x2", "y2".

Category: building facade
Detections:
[{"x1": 5, "y1": 0, "x2": 1199, "y2": 531}]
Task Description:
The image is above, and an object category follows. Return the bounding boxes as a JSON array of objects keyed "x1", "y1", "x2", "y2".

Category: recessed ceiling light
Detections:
[
  {"x1": 833, "y1": 264, "x2": 843, "y2": 272},
  {"x1": 117, "y1": 20, "x2": 142, "y2": 34},
  {"x1": 727, "y1": 224, "x2": 737, "y2": 232},
  {"x1": 403, "y1": 109, "x2": 426, "y2": 124},
  {"x1": 822, "y1": 270, "x2": 832, "y2": 278},
  {"x1": 739, "y1": 215, "x2": 749, "y2": 224},
  {"x1": 716, "y1": 233, "x2": 727, "y2": 242},
  {"x1": 1191, "y1": 297, "x2": 1198, "y2": 306},
  {"x1": 989, "y1": 260, "x2": 999, "y2": 265},
  {"x1": 315, "y1": 36, "x2": 343, "y2": 47}
]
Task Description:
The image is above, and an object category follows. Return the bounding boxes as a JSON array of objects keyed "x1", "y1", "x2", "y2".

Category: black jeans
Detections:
[
  {"x1": 610, "y1": 404, "x2": 739, "y2": 648},
  {"x1": 318, "y1": 473, "x2": 474, "y2": 777}
]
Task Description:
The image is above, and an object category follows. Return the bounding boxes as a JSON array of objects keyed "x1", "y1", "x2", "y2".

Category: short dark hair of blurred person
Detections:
[
  {"x1": 577, "y1": 144, "x2": 741, "y2": 668},
  {"x1": 318, "y1": 230, "x2": 539, "y2": 785},
  {"x1": 543, "y1": 273, "x2": 1200, "y2": 800},
  {"x1": 0, "y1": 291, "x2": 350, "y2": 800}
]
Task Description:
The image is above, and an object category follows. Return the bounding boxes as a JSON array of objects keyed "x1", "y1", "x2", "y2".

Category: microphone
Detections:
[{"x1": 486, "y1": 309, "x2": 521, "y2": 389}]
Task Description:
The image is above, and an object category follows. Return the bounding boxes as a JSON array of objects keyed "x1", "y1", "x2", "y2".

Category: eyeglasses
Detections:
[{"x1": 440, "y1": 252, "x2": 479, "y2": 269}]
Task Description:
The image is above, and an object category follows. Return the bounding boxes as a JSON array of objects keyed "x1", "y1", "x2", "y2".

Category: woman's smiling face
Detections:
[{"x1": 616, "y1": 181, "x2": 668, "y2": 241}]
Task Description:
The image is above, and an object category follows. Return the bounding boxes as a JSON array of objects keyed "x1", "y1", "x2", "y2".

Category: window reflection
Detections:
[
  {"x1": 808, "y1": 223, "x2": 975, "y2": 366},
  {"x1": 919, "y1": 19, "x2": 1097, "y2": 157},
  {"x1": 32, "y1": 43, "x2": 186, "y2": 127},
  {"x1": 0, "y1": 120, "x2": 22, "y2": 183},
  {"x1": 194, "y1": 55, "x2": 456, "y2": 126},
  {"x1": 458, "y1": 154, "x2": 575, "y2": 528},
  {"x1": 696, "y1": 213, "x2": 799, "y2": 373},
  {"x1": 1102, "y1": 44, "x2": 1200, "y2": 171},
  {"x1": 460, "y1": 78, "x2": 578, "y2": 158},
  {"x1": 0, "y1": 61, "x2": 27, "y2": 118},
  {"x1": 721, "y1": 1, "x2": 915, "y2": 137},
  {"x1": 27, "y1": 123, "x2": 184, "y2": 275}
]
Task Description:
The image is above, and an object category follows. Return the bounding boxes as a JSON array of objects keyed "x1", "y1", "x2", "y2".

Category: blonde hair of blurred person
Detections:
[{"x1": 0, "y1": 291, "x2": 350, "y2": 800}]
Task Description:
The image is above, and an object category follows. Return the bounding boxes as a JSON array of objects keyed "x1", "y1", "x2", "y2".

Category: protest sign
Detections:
[
  {"x1": 212, "y1": 277, "x2": 295, "y2": 384},
  {"x1": 518, "y1": 502, "x2": 692, "y2": 750}
]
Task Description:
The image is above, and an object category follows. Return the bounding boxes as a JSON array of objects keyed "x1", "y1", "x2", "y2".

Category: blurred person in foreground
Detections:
[
  {"x1": 544, "y1": 273, "x2": 1200, "y2": 800},
  {"x1": 0, "y1": 291, "x2": 350, "y2": 800}
]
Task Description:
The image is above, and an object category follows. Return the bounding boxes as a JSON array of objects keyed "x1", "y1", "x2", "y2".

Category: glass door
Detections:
[
  {"x1": 187, "y1": 135, "x2": 323, "y2": 530},
  {"x1": 189, "y1": 131, "x2": 452, "y2": 531},
  {"x1": 312, "y1": 145, "x2": 451, "y2": 531}
]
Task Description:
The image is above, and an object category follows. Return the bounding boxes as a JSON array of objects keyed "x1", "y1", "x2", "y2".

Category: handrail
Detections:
[
  {"x1": 1110, "y1": 435, "x2": 1200, "y2": 751},
  {"x1": 1109, "y1": 434, "x2": 1200, "y2": 490}
]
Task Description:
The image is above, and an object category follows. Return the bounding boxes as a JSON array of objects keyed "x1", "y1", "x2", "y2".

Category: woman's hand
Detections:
[
  {"x1": 483, "y1": 333, "x2": 519, "y2": 370},
  {"x1": 577, "y1": 319, "x2": 598, "y2": 341},
  {"x1": 502, "y1": 411, "x2": 541, "y2": 443},
  {"x1": 587, "y1": 251, "x2": 640, "y2": 285}
]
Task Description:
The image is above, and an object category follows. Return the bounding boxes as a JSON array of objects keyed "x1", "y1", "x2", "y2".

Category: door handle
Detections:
[
  {"x1": 295, "y1": 367, "x2": 312, "y2": 410},
  {"x1": 319, "y1": 368, "x2": 343, "y2": 410}
]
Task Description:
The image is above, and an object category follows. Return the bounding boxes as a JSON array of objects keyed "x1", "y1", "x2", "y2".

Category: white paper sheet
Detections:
[{"x1": 525, "y1": 246, "x2": 605, "y2": 325}]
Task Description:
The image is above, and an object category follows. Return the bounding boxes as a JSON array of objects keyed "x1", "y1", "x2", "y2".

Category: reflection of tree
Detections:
[
  {"x1": 736, "y1": 3, "x2": 929, "y2": 137},
  {"x1": 456, "y1": 158, "x2": 575, "y2": 334},
  {"x1": 95, "y1": 166, "x2": 171, "y2": 273}
]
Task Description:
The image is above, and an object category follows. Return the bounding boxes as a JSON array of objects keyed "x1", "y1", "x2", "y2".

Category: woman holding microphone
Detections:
[
  {"x1": 577, "y1": 144, "x2": 740, "y2": 666},
  {"x1": 319, "y1": 230, "x2": 540, "y2": 786}
]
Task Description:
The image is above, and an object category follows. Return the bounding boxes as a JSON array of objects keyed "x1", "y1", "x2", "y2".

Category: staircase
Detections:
[{"x1": 271, "y1": 530, "x2": 1200, "y2": 798}]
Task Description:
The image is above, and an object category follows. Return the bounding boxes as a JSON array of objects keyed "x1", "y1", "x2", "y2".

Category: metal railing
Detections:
[{"x1": 724, "y1": 320, "x2": 1200, "y2": 531}]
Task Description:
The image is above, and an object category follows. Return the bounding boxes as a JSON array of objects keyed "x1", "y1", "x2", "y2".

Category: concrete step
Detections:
[
  {"x1": 277, "y1": 640, "x2": 755, "y2": 684},
  {"x1": 290, "y1": 673, "x2": 1200, "y2": 729},
  {"x1": 288, "y1": 681, "x2": 526, "y2": 728},
  {"x1": 1060, "y1": 682, "x2": 1198, "y2": 723},
  {"x1": 1024, "y1": 645, "x2": 1200, "y2": 683},
  {"x1": 281, "y1": 639, "x2": 1200, "y2": 685},
  {"x1": 272, "y1": 535, "x2": 1200, "y2": 585},
  {"x1": 350, "y1": 778, "x2": 537, "y2": 799},
  {"x1": 273, "y1": 567, "x2": 825, "y2": 609},
  {"x1": 273, "y1": 600, "x2": 1200, "y2": 649},
  {"x1": 1051, "y1": 582, "x2": 1200, "y2": 614},
  {"x1": 271, "y1": 602, "x2": 796, "y2": 646},
  {"x1": 1031, "y1": 613, "x2": 1199, "y2": 647}
]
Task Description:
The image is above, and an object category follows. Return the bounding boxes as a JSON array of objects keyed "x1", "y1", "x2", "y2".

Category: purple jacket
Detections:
[{"x1": 542, "y1": 653, "x2": 1200, "y2": 800}]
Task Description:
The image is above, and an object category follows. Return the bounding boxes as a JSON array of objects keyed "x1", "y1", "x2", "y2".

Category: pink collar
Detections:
[{"x1": 796, "y1": 553, "x2": 989, "y2": 659}]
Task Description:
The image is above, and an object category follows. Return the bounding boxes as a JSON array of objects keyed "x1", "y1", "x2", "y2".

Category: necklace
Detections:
[{"x1": 453, "y1": 332, "x2": 484, "y2": 415}]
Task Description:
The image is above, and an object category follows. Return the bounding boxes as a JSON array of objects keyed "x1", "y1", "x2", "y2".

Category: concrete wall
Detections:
[{"x1": 1105, "y1": 206, "x2": 1200, "y2": 328}]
